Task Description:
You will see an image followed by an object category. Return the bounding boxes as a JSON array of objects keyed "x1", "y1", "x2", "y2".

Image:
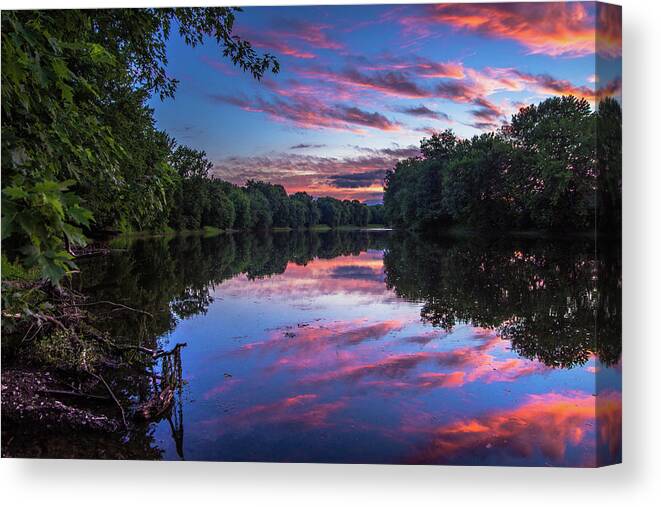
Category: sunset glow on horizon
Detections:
[{"x1": 151, "y1": 2, "x2": 622, "y2": 203}]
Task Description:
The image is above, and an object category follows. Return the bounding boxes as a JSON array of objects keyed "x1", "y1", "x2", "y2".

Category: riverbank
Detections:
[
  {"x1": 397, "y1": 224, "x2": 617, "y2": 242},
  {"x1": 0, "y1": 255, "x2": 186, "y2": 458},
  {"x1": 123, "y1": 223, "x2": 609, "y2": 242},
  {"x1": 102, "y1": 222, "x2": 609, "y2": 245},
  {"x1": 109, "y1": 223, "x2": 389, "y2": 242}
]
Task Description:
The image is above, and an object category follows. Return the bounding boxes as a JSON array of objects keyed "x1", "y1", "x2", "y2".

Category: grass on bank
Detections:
[
  {"x1": 1, "y1": 254, "x2": 39, "y2": 282},
  {"x1": 113, "y1": 223, "x2": 388, "y2": 241}
]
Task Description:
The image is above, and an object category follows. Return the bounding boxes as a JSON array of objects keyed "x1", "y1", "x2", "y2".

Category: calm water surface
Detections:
[{"x1": 80, "y1": 230, "x2": 621, "y2": 466}]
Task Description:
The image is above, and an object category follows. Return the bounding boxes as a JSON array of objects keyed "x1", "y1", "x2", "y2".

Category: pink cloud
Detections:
[
  {"x1": 211, "y1": 146, "x2": 417, "y2": 202},
  {"x1": 211, "y1": 93, "x2": 400, "y2": 133},
  {"x1": 276, "y1": 19, "x2": 344, "y2": 51},
  {"x1": 306, "y1": 330, "x2": 549, "y2": 391},
  {"x1": 406, "y1": 390, "x2": 621, "y2": 466},
  {"x1": 300, "y1": 67, "x2": 431, "y2": 99},
  {"x1": 202, "y1": 378, "x2": 239, "y2": 400},
  {"x1": 596, "y1": 3, "x2": 622, "y2": 58},
  {"x1": 360, "y1": 57, "x2": 465, "y2": 80},
  {"x1": 236, "y1": 318, "x2": 405, "y2": 369},
  {"x1": 396, "y1": 105, "x2": 451, "y2": 122},
  {"x1": 508, "y1": 70, "x2": 621, "y2": 101},
  {"x1": 250, "y1": 36, "x2": 317, "y2": 59},
  {"x1": 234, "y1": 19, "x2": 344, "y2": 60},
  {"x1": 198, "y1": 393, "x2": 347, "y2": 435},
  {"x1": 401, "y1": 2, "x2": 618, "y2": 58}
]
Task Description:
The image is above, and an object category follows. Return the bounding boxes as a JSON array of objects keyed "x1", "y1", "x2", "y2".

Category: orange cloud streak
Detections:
[
  {"x1": 424, "y1": 2, "x2": 620, "y2": 58},
  {"x1": 408, "y1": 390, "x2": 621, "y2": 466}
]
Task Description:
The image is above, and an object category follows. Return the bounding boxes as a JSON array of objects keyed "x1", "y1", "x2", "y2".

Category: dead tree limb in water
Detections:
[
  {"x1": 87, "y1": 370, "x2": 128, "y2": 430},
  {"x1": 135, "y1": 343, "x2": 186, "y2": 422},
  {"x1": 135, "y1": 386, "x2": 175, "y2": 421},
  {"x1": 153, "y1": 342, "x2": 187, "y2": 359}
]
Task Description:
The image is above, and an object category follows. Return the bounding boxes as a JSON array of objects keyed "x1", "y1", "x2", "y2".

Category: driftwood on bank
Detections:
[
  {"x1": 2, "y1": 278, "x2": 187, "y2": 433},
  {"x1": 37, "y1": 388, "x2": 110, "y2": 401},
  {"x1": 135, "y1": 386, "x2": 175, "y2": 421},
  {"x1": 87, "y1": 370, "x2": 128, "y2": 430},
  {"x1": 1, "y1": 369, "x2": 120, "y2": 433}
]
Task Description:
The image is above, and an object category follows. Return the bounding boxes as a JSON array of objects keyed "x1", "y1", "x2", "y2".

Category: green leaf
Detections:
[
  {"x1": 57, "y1": 81, "x2": 74, "y2": 104},
  {"x1": 1, "y1": 213, "x2": 16, "y2": 240},
  {"x1": 67, "y1": 204, "x2": 93, "y2": 226},
  {"x1": 38, "y1": 256, "x2": 67, "y2": 285},
  {"x1": 50, "y1": 57, "x2": 70, "y2": 79},
  {"x1": 3, "y1": 185, "x2": 29, "y2": 200},
  {"x1": 62, "y1": 223, "x2": 87, "y2": 247},
  {"x1": 33, "y1": 180, "x2": 62, "y2": 193},
  {"x1": 88, "y1": 43, "x2": 114, "y2": 65}
]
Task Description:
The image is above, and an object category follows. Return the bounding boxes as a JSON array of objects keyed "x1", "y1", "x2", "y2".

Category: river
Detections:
[{"x1": 32, "y1": 230, "x2": 623, "y2": 465}]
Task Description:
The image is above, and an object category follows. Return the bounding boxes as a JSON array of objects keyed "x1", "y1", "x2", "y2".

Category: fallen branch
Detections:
[
  {"x1": 135, "y1": 386, "x2": 174, "y2": 421},
  {"x1": 87, "y1": 371, "x2": 128, "y2": 430},
  {"x1": 38, "y1": 388, "x2": 110, "y2": 401},
  {"x1": 153, "y1": 342, "x2": 187, "y2": 359},
  {"x1": 66, "y1": 300, "x2": 153, "y2": 317},
  {"x1": 90, "y1": 333, "x2": 186, "y2": 360},
  {"x1": 85, "y1": 331, "x2": 156, "y2": 355},
  {"x1": 39, "y1": 313, "x2": 69, "y2": 332}
]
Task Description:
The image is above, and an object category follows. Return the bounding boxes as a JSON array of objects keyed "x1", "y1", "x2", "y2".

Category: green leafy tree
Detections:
[
  {"x1": 228, "y1": 187, "x2": 252, "y2": 229},
  {"x1": 367, "y1": 205, "x2": 385, "y2": 225},
  {"x1": 442, "y1": 133, "x2": 513, "y2": 228},
  {"x1": 317, "y1": 197, "x2": 341, "y2": 227},
  {"x1": 247, "y1": 188, "x2": 273, "y2": 230},
  {"x1": 595, "y1": 97, "x2": 622, "y2": 232},
  {"x1": 291, "y1": 192, "x2": 320, "y2": 227},
  {"x1": 384, "y1": 158, "x2": 450, "y2": 229},
  {"x1": 2, "y1": 11, "x2": 122, "y2": 280},
  {"x1": 383, "y1": 96, "x2": 620, "y2": 235},
  {"x1": 420, "y1": 129, "x2": 460, "y2": 162},
  {"x1": 503, "y1": 96, "x2": 596, "y2": 230},
  {"x1": 246, "y1": 181, "x2": 291, "y2": 227},
  {"x1": 1, "y1": 8, "x2": 278, "y2": 283},
  {"x1": 202, "y1": 181, "x2": 236, "y2": 230},
  {"x1": 168, "y1": 146, "x2": 214, "y2": 230}
]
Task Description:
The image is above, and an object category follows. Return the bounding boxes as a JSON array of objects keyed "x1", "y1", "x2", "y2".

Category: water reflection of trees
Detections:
[
  {"x1": 71, "y1": 230, "x2": 387, "y2": 458},
  {"x1": 70, "y1": 230, "x2": 619, "y2": 458},
  {"x1": 79, "y1": 230, "x2": 389, "y2": 349},
  {"x1": 383, "y1": 234, "x2": 621, "y2": 368},
  {"x1": 83, "y1": 229, "x2": 621, "y2": 371}
]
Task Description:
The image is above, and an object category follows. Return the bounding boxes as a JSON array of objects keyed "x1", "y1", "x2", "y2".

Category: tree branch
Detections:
[{"x1": 87, "y1": 371, "x2": 128, "y2": 430}]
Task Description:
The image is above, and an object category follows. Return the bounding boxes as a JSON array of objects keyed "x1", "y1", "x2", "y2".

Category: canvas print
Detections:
[{"x1": 1, "y1": 2, "x2": 621, "y2": 466}]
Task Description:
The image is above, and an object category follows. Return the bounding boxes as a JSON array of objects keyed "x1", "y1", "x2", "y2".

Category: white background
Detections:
[{"x1": 1, "y1": 0, "x2": 659, "y2": 505}]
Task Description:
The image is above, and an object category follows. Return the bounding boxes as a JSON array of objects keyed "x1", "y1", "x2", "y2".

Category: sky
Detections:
[{"x1": 151, "y1": 1, "x2": 622, "y2": 204}]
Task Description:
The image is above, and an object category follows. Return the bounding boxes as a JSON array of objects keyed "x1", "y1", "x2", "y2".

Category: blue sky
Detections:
[{"x1": 150, "y1": 2, "x2": 622, "y2": 203}]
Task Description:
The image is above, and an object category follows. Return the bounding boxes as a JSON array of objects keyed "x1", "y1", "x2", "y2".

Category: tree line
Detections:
[
  {"x1": 0, "y1": 9, "x2": 381, "y2": 285},
  {"x1": 384, "y1": 95, "x2": 622, "y2": 234},
  {"x1": 165, "y1": 145, "x2": 380, "y2": 233},
  {"x1": 1, "y1": 9, "x2": 620, "y2": 286}
]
